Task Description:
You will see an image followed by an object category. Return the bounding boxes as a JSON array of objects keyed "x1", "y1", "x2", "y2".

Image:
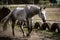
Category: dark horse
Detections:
[
  {"x1": 2, "y1": 5, "x2": 46, "y2": 37},
  {"x1": 0, "y1": 7, "x2": 10, "y2": 31},
  {"x1": 0, "y1": 7, "x2": 10, "y2": 21}
]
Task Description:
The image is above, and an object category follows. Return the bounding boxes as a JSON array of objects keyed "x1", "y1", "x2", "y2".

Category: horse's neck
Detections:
[
  {"x1": 24, "y1": 6, "x2": 39, "y2": 18},
  {"x1": 27, "y1": 8, "x2": 38, "y2": 18},
  {"x1": 24, "y1": 6, "x2": 30, "y2": 14}
]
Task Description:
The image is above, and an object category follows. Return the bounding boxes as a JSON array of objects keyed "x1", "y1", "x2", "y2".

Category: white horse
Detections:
[{"x1": 2, "y1": 5, "x2": 46, "y2": 37}]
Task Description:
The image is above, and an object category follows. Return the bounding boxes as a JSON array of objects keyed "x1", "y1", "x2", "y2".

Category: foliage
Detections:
[
  {"x1": 0, "y1": 0, "x2": 50, "y2": 4},
  {"x1": 34, "y1": 0, "x2": 39, "y2": 4},
  {"x1": 49, "y1": 0, "x2": 57, "y2": 3}
]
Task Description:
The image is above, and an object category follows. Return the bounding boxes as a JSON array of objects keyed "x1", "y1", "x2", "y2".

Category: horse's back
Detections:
[{"x1": 12, "y1": 7, "x2": 27, "y2": 21}]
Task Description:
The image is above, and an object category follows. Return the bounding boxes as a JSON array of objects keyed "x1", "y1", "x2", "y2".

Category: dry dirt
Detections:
[{"x1": 0, "y1": 23, "x2": 60, "y2": 40}]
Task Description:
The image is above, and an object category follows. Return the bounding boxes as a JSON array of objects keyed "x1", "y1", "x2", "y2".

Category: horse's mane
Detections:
[{"x1": 27, "y1": 5, "x2": 40, "y2": 9}]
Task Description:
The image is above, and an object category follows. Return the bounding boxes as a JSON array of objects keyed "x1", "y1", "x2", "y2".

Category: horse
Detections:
[
  {"x1": 2, "y1": 5, "x2": 46, "y2": 37},
  {"x1": 0, "y1": 7, "x2": 11, "y2": 31},
  {"x1": 0, "y1": 7, "x2": 10, "y2": 21}
]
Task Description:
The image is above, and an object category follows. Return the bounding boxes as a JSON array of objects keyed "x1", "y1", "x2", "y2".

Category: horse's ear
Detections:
[
  {"x1": 40, "y1": 6, "x2": 42, "y2": 10},
  {"x1": 43, "y1": 6, "x2": 46, "y2": 9},
  {"x1": 2, "y1": 7, "x2": 5, "y2": 8}
]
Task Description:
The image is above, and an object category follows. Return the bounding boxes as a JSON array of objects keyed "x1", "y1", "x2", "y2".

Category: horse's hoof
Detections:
[
  {"x1": 3, "y1": 29, "x2": 6, "y2": 32},
  {"x1": 23, "y1": 33, "x2": 27, "y2": 37},
  {"x1": 13, "y1": 34, "x2": 15, "y2": 37},
  {"x1": 23, "y1": 35, "x2": 26, "y2": 38},
  {"x1": 26, "y1": 34, "x2": 30, "y2": 37}
]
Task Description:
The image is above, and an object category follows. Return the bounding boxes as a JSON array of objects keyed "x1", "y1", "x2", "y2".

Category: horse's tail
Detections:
[{"x1": 1, "y1": 10, "x2": 13, "y2": 31}]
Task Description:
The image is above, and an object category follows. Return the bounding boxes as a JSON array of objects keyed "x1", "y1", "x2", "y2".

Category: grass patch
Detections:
[
  {"x1": 15, "y1": 25, "x2": 28, "y2": 32},
  {"x1": 40, "y1": 30, "x2": 53, "y2": 35},
  {"x1": 39, "y1": 30, "x2": 60, "y2": 39},
  {"x1": 14, "y1": 25, "x2": 60, "y2": 39}
]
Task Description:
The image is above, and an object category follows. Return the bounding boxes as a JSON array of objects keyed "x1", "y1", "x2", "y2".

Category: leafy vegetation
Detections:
[{"x1": 0, "y1": 0, "x2": 59, "y2": 4}]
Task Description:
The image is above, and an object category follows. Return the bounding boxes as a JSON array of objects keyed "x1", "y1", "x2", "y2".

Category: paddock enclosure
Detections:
[{"x1": 0, "y1": 4, "x2": 60, "y2": 40}]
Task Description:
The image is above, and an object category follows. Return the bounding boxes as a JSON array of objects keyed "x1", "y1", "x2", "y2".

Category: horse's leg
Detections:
[
  {"x1": 3, "y1": 21, "x2": 7, "y2": 31},
  {"x1": 11, "y1": 19, "x2": 15, "y2": 36},
  {"x1": 19, "y1": 21, "x2": 26, "y2": 37},
  {"x1": 3, "y1": 19, "x2": 9, "y2": 31},
  {"x1": 26, "y1": 18, "x2": 32, "y2": 37}
]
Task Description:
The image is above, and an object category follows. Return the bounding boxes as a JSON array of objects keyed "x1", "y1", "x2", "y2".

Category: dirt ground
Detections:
[{"x1": 0, "y1": 23, "x2": 60, "y2": 40}]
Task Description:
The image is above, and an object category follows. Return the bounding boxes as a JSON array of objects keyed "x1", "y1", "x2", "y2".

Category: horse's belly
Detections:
[
  {"x1": 17, "y1": 12, "x2": 26, "y2": 21},
  {"x1": 17, "y1": 16, "x2": 26, "y2": 21}
]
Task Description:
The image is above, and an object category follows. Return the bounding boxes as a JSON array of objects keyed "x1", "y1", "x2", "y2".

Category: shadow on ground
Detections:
[
  {"x1": 0, "y1": 37, "x2": 11, "y2": 40},
  {"x1": 0, "y1": 37, "x2": 28, "y2": 40}
]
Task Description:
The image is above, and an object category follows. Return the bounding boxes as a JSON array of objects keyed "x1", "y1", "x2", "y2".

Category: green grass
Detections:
[
  {"x1": 15, "y1": 25, "x2": 28, "y2": 32},
  {"x1": 40, "y1": 30, "x2": 60, "y2": 39}
]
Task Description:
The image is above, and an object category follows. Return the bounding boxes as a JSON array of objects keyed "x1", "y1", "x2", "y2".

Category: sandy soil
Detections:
[{"x1": 0, "y1": 24, "x2": 60, "y2": 40}]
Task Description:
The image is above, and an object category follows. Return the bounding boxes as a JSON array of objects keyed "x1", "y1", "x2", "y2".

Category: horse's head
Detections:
[
  {"x1": 0, "y1": 7, "x2": 11, "y2": 21},
  {"x1": 2, "y1": 7, "x2": 10, "y2": 13},
  {"x1": 25, "y1": 5, "x2": 46, "y2": 22},
  {"x1": 39, "y1": 6, "x2": 46, "y2": 22}
]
